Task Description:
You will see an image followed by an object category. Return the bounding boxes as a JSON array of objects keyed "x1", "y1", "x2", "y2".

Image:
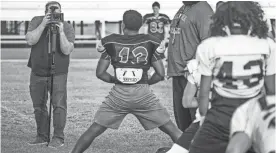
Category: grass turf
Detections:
[{"x1": 1, "y1": 60, "x2": 176, "y2": 153}]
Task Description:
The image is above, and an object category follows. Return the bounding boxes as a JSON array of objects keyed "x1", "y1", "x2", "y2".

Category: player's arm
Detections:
[
  {"x1": 226, "y1": 132, "x2": 252, "y2": 153},
  {"x1": 96, "y1": 58, "x2": 115, "y2": 83},
  {"x1": 264, "y1": 40, "x2": 275, "y2": 95},
  {"x1": 198, "y1": 75, "x2": 212, "y2": 116},
  {"x1": 96, "y1": 41, "x2": 116, "y2": 83},
  {"x1": 196, "y1": 42, "x2": 215, "y2": 117},
  {"x1": 148, "y1": 60, "x2": 165, "y2": 85},
  {"x1": 148, "y1": 41, "x2": 166, "y2": 85},
  {"x1": 226, "y1": 102, "x2": 254, "y2": 153},
  {"x1": 182, "y1": 80, "x2": 198, "y2": 108},
  {"x1": 265, "y1": 75, "x2": 275, "y2": 95}
]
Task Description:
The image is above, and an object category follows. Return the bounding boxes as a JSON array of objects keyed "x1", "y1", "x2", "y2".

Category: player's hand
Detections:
[
  {"x1": 200, "y1": 116, "x2": 205, "y2": 126},
  {"x1": 41, "y1": 13, "x2": 51, "y2": 28},
  {"x1": 55, "y1": 22, "x2": 64, "y2": 34},
  {"x1": 156, "y1": 40, "x2": 166, "y2": 54}
]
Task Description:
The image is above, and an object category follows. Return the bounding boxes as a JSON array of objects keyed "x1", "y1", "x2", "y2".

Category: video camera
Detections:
[{"x1": 48, "y1": 6, "x2": 64, "y2": 24}]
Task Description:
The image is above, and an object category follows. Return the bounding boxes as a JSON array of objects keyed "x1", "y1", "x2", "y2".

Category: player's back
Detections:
[
  {"x1": 101, "y1": 33, "x2": 164, "y2": 84},
  {"x1": 197, "y1": 35, "x2": 275, "y2": 99}
]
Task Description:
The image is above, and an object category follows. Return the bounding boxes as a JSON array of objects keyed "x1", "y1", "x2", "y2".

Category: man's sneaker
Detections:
[
  {"x1": 48, "y1": 138, "x2": 64, "y2": 149},
  {"x1": 28, "y1": 136, "x2": 48, "y2": 145}
]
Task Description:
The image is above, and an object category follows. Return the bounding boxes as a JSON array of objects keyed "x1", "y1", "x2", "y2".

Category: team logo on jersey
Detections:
[{"x1": 116, "y1": 68, "x2": 143, "y2": 84}]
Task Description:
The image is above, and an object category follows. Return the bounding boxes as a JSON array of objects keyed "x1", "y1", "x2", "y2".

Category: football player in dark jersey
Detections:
[
  {"x1": 70, "y1": 10, "x2": 182, "y2": 153},
  {"x1": 142, "y1": 2, "x2": 171, "y2": 79},
  {"x1": 142, "y1": 2, "x2": 170, "y2": 43}
]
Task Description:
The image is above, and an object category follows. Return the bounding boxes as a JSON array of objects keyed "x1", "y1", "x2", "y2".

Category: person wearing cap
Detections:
[
  {"x1": 25, "y1": 1, "x2": 75, "y2": 148},
  {"x1": 70, "y1": 10, "x2": 182, "y2": 153},
  {"x1": 166, "y1": 1, "x2": 214, "y2": 132}
]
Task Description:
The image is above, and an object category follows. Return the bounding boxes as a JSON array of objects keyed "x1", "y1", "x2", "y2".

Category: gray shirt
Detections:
[{"x1": 167, "y1": 1, "x2": 214, "y2": 76}]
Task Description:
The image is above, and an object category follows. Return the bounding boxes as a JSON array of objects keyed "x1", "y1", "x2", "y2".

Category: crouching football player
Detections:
[
  {"x1": 70, "y1": 10, "x2": 182, "y2": 153},
  {"x1": 226, "y1": 94, "x2": 275, "y2": 153},
  {"x1": 189, "y1": 2, "x2": 275, "y2": 153}
]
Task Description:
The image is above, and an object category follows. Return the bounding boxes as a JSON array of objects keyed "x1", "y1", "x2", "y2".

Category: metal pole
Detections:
[{"x1": 47, "y1": 24, "x2": 57, "y2": 145}]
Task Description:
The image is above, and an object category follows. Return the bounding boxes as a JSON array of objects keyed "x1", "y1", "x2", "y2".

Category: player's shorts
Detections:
[
  {"x1": 176, "y1": 122, "x2": 199, "y2": 150},
  {"x1": 93, "y1": 84, "x2": 171, "y2": 130}
]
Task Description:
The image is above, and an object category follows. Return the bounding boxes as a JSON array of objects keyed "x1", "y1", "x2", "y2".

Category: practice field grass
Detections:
[{"x1": 1, "y1": 59, "x2": 176, "y2": 153}]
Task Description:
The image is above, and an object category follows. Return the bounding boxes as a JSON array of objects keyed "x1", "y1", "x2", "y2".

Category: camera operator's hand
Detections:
[
  {"x1": 41, "y1": 13, "x2": 51, "y2": 28},
  {"x1": 56, "y1": 22, "x2": 64, "y2": 34}
]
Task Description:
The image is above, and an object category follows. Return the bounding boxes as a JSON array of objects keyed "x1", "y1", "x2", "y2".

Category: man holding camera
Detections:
[{"x1": 26, "y1": 1, "x2": 75, "y2": 148}]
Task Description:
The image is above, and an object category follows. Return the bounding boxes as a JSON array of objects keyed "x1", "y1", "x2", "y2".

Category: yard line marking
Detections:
[{"x1": 1, "y1": 59, "x2": 99, "y2": 62}]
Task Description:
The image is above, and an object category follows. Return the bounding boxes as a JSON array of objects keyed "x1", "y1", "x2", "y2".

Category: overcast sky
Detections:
[{"x1": 1, "y1": 1, "x2": 275, "y2": 21}]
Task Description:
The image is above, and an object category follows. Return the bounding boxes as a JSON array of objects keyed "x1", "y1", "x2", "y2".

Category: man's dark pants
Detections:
[
  {"x1": 172, "y1": 76, "x2": 196, "y2": 132},
  {"x1": 29, "y1": 72, "x2": 67, "y2": 142}
]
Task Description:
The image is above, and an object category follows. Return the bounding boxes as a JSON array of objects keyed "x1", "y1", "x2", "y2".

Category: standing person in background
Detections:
[
  {"x1": 25, "y1": 1, "x2": 75, "y2": 148},
  {"x1": 142, "y1": 1, "x2": 171, "y2": 42},
  {"x1": 142, "y1": 1, "x2": 171, "y2": 77},
  {"x1": 166, "y1": 1, "x2": 214, "y2": 132}
]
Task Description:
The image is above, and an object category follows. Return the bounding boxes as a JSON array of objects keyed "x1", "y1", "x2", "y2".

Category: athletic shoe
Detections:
[
  {"x1": 48, "y1": 138, "x2": 64, "y2": 149},
  {"x1": 28, "y1": 136, "x2": 48, "y2": 145},
  {"x1": 156, "y1": 147, "x2": 171, "y2": 153}
]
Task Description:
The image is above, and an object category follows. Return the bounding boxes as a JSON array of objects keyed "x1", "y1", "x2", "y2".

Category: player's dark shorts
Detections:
[
  {"x1": 189, "y1": 91, "x2": 259, "y2": 153},
  {"x1": 176, "y1": 122, "x2": 199, "y2": 150},
  {"x1": 94, "y1": 84, "x2": 171, "y2": 130}
]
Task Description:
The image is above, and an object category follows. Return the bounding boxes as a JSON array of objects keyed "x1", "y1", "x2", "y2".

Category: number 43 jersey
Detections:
[
  {"x1": 196, "y1": 35, "x2": 275, "y2": 98},
  {"x1": 98, "y1": 33, "x2": 165, "y2": 84}
]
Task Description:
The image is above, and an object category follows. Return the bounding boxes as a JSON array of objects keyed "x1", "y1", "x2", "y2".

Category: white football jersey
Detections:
[
  {"x1": 196, "y1": 35, "x2": 275, "y2": 98},
  {"x1": 230, "y1": 95, "x2": 275, "y2": 153}
]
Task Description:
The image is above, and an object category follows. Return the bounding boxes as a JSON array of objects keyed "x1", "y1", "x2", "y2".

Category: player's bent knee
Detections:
[
  {"x1": 159, "y1": 120, "x2": 182, "y2": 134},
  {"x1": 87, "y1": 122, "x2": 107, "y2": 135}
]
